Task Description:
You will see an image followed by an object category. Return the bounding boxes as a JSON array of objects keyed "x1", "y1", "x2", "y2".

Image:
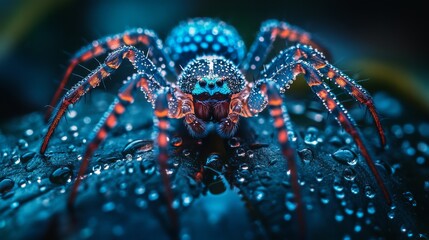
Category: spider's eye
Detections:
[
  {"x1": 199, "y1": 81, "x2": 207, "y2": 87},
  {"x1": 216, "y1": 80, "x2": 223, "y2": 87}
]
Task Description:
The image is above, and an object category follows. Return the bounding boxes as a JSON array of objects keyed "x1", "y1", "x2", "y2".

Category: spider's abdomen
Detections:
[{"x1": 166, "y1": 18, "x2": 246, "y2": 69}]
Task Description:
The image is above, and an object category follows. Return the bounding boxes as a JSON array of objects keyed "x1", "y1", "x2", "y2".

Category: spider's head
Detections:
[{"x1": 178, "y1": 56, "x2": 245, "y2": 97}]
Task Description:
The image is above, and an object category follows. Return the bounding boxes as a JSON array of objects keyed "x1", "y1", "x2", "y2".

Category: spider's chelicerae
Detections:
[{"x1": 40, "y1": 18, "x2": 391, "y2": 232}]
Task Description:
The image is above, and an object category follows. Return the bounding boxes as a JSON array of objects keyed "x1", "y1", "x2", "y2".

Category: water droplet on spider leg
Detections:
[
  {"x1": 335, "y1": 211, "x2": 344, "y2": 222},
  {"x1": 304, "y1": 127, "x2": 319, "y2": 145},
  {"x1": 332, "y1": 149, "x2": 357, "y2": 165},
  {"x1": 49, "y1": 167, "x2": 72, "y2": 184}
]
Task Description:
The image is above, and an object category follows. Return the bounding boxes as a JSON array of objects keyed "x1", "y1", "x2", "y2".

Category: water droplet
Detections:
[
  {"x1": 333, "y1": 179, "x2": 344, "y2": 192},
  {"x1": 285, "y1": 192, "x2": 297, "y2": 211},
  {"x1": 304, "y1": 127, "x2": 319, "y2": 145},
  {"x1": 240, "y1": 163, "x2": 249, "y2": 171},
  {"x1": 228, "y1": 137, "x2": 241, "y2": 148},
  {"x1": 21, "y1": 152, "x2": 35, "y2": 163},
  {"x1": 181, "y1": 193, "x2": 193, "y2": 207},
  {"x1": 400, "y1": 224, "x2": 407, "y2": 233},
  {"x1": 49, "y1": 167, "x2": 72, "y2": 184},
  {"x1": 148, "y1": 190, "x2": 159, "y2": 201},
  {"x1": 11, "y1": 154, "x2": 20, "y2": 164},
  {"x1": 134, "y1": 185, "x2": 146, "y2": 195},
  {"x1": 283, "y1": 213, "x2": 292, "y2": 221},
  {"x1": 92, "y1": 165, "x2": 102, "y2": 175},
  {"x1": 319, "y1": 188, "x2": 330, "y2": 204},
  {"x1": 332, "y1": 149, "x2": 357, "y2": 165},
  {"x1": 170, "y1": 136, "x2": 183, "y2": 147},
  {"x1": 247, "y1": 150, "x2": 254, "y2": 158},
  {"x1": 356, "y1": 208, "x2": 364, "y2": 218},
  {"x1": 140, "y1": 160, "x2": 155, "y2": 177},
  {"x1": 387, "y1": 210, "x2": 395, "y2": 219},
  {"x1": 402, "y1": 191, "x2": 417, "y2": 207},
  {"x1": 316, "y1": 172, "x2": 324, "y2": 182},
  {"x1": 39, "y1": 185, "x2": 47, "y2": 192},
  {"x1": 354, "y1": 224, "x2": 362, "y2": 232},
  {"x1": 182, "y1": 149, "x2": 191, "y2": 156},
  {"x1": 364, "y1": 185, "x2": 375, "y2": 199},
  {"x1": 236, "y1": 148, "x2": 246, "y2": 157},
  {"x1": 351, "y1": 183, "x2": 359, "y2": 194},
  {"x1": 102, "y1": 201, "x2": 116, "y2": 212},
  {"x1": 367, "y1": 202, "x2": 376, "y2": 214},
  {"x1": 254, "y1": 187, "x2": 266, "y2": 201},
  {"x1": 136, "y1": 198, "x2": 147, "y2": 209},
  {"x1": 335, "y1": 211, "x2": 344, "y2": 222},
  {"x1": 298, "y1": 148, "x2": 313, "y2": 164},
  {"x1": 18, "y1": 179, "x2": 26, "y2": 188},
  {"x1": 343, "y1": 168, "x2": 356, "y2": 181},
  {"x1": 0, "y1": 178, "x2": 14, "y2": 194},
  {"x1": 17, "y1": 139, "x2": 28, "y2": 150},
  {"x1": 122, "y1": 140, "x2": 153, "y2": 156}
]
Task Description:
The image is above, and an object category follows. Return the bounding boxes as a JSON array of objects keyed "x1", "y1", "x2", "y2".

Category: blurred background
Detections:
[{"x1": 0, "y1": 0, "x2": 427, "y2": 119}]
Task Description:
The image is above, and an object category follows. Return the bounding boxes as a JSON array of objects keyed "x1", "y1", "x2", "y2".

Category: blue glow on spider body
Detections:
[{"x1": 166, "y1": 18, "x2": 246, "y2": 69}]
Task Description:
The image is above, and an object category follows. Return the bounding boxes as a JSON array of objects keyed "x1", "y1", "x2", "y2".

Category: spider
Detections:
[{"x1": 40, "y1": 18, "x2": 391, "y2": 235}]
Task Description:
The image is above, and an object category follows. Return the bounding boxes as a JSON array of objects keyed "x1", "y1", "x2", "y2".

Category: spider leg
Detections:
[
  {"x1": 267, "y1": 60, "x2": 391, "y2": 205},
  {"x1": 46, "y1": 28, "x2": 176, "y2": 121},
  {"x1": 241, "y1": 20, "x2": 328, "y2": 77},
  {"x1": 40, "y1": 46, "x2": 165, "y2": 154},
  {"x1": 168, "y1": 89, "x2": 207, "y2": 138},
  {"x1": 67, "y1": 75, "x2": 179, "y2": 234},
  {"x1": 263, "y1": 44, "x2": 386, "y2": 147},
  {"x1": 241, "y1": 81, "x2": 305, "y2": 237},
  {"x1": 154, "y1": 89, "x2": 179, "y2": 236}
]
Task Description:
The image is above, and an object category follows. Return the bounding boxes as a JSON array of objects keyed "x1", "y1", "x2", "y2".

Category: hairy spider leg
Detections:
[
  {"x1": 154, "y1": 89, "x2": 179, "y2": 236},
  {"x1": 40, "y1": 46, "x2": 165, "y2": 154},
  {"x1": 268, "y1": 60, "x2": 392, "y2": 205},
  {"x1": 67, "y1": 74, "x2": 179, "y2": 235},
  {"x1": 243, "y1": 81, "x2": 306, "y2": 238},
  {"x1": 241, "y1": 20, "x2": 328, "y2": 77},
  {"x1": 262, "y1": 44, "x2": 386, "y2": 147},
  {"x1": 46, "y1": 28, "x2": 176, "y2": 121}
]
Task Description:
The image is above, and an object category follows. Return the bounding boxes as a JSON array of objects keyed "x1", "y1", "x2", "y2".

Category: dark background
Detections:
[{"x1": 0, "y1": 0, "x2": 427, "y2": 119}]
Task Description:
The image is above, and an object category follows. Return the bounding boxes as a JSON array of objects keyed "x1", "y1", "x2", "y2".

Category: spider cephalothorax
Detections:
[{"x1": 40, "y1": 18, "x2": 391, "y2": 236}]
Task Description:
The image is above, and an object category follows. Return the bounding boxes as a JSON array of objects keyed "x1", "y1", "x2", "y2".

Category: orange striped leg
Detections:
[
  {"x1": 270, "y1": 60, "x2": 391, "y2": 205},
  {"x1": 46, "y1": 28, "x2": 176, "y2": 121},
  {"x1": 263, "y1": 44, "x2": 386, "y2": 147},
  {"x1": 154, "y1": 90, "x2": 179, "y2": 236},
  {"x1": 241, "y1": 19, "x2": 328, "y2": 76},
  {"x1": 68, "y1": 71, "x2": 168, "y2": 208},
  {"x1": 246, "y1": 81, "x2": 305, "y2": 237},
  {"x1": 40, "y1": 46, "x2": 161, "y2": 155}
]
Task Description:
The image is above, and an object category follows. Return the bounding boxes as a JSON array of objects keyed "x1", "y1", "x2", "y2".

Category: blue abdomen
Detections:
[{"x1": 165, "y1": 18, "x2": 246, "y2": 70}]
